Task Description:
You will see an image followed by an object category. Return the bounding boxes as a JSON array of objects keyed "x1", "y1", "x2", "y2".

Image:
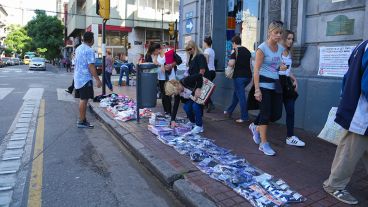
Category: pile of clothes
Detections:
[
  {"x1": 97, "y1": 96, "x2": 306, "y2": 207},
  {"x1": 98, "y1": 94, "x2": 152, "y2": 122},
  {"x1": 155, "y1": 132, "x2": 306, "y2": 206}
]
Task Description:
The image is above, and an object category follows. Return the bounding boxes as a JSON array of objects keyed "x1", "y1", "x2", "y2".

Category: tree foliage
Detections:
[
  {"x1": 4, "y1": 25, "x2": 32, "y2": 55},
  {"x1": 26, "y1": 10, "x2": 64, "y2": 60}
]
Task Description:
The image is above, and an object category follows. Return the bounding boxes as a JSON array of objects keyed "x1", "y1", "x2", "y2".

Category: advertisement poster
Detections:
[{"x1": 318, "y1": 46, "x2": 355, "y2": 77}]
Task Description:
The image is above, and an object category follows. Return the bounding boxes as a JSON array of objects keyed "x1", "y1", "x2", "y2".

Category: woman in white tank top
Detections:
[{"x1": 203, "y1": 36, "x2": 216, "y2": 112}]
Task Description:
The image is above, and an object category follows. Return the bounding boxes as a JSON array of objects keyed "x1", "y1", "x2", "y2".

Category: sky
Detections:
[{"x1": 3, "y1": 0, "x2": 58, "y2": 26}]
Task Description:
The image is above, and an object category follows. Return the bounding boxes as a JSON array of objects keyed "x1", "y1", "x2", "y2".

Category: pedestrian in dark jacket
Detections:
[{"x1": 323, "y1": 40, "x2": 368, "y2": 205}]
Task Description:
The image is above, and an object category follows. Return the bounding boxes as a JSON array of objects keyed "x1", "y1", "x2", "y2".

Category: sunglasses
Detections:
[{"x1": 186, "y1": 48, "x2": 193, "y2": 51}]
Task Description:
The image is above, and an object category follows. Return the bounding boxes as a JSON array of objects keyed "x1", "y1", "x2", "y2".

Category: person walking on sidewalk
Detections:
[
  {"x1": 224, "y1": 36, "x2": 252, "y2": 123},
  {"x1": 323, "y1": 40, "x2": 368, "y2": 205},
  {"x1": 165, "y1": 74, "x2": 204, "y2": 133},
  {"x1": 74, "y1": 32, "x2": 102, "y2": 128},
  {"x1": 105, "y1": 50, "x2": 113, "y2": 92},
  {"x1": 279, "y1": 30, "x2": 305, "y2": 147},
  {"x1": 249, "y1": 21, "x2": 285, "y2": 156},
  {"x1": 203, "y1": 36, "x2": 216, "y2": 113}
]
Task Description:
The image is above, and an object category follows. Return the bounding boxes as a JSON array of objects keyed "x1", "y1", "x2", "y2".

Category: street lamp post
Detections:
[{"x1": 161, "y1": 9, "x2": 171, "y2": 43}]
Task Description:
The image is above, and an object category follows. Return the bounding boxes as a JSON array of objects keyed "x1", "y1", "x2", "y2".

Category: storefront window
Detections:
[{"x1": 225, "y1": 0, "x2": 259, "y2": 66}]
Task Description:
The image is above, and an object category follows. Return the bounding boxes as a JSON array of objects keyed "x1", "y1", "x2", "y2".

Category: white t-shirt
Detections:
[
  {"x1": 204, "y1": 48, "x2": 215, "y2": 71},
  {"x1": 279, "y1": 53, "x2": 292, "y2": 76},
  {"x1": 157, "y1": 54, "x2": 176, "y2": 80}
]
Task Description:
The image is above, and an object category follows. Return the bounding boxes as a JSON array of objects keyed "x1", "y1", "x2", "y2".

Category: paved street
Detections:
[{"x1": 0, "y1": 65, "x2": 183, "y2": 207}]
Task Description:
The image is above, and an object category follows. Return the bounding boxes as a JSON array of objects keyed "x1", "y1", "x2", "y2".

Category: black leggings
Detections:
[
  {"x1": 254, "y1": 88, "x2": 283, "y2": 125},
  {"x1": 159, "y1": 80, "x2": 172, "y2": 114}
]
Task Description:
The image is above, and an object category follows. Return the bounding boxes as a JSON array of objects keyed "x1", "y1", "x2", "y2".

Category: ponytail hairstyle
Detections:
[{"x1": 204, "y1": 36, "x2": 213, "y2": 47}]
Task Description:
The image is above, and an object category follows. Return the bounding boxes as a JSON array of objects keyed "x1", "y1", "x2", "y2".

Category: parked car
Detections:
[
  {"x1": 1, "y1": 57, "x2": 14, "y2": 66},
  {"x1": 29, "y1": 57, "x2": 46, "y2": 70},
  {"x1": 0, "y1": 59, "x2": 5, "y2": 68},
  {"x1": 12, "y1": 58, "x2": 21, "y2": 65},
  {"x1": 95, "y1": 58, "x2": 102, "y2": 75},
  {"x1": 24, "y1": 55, "x2": 31, "y2": 65}
]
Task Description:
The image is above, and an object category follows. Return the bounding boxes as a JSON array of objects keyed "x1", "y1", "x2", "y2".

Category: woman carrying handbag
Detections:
[{"x1": 224, "y1": 36, "x2": 252, "y2": 123}]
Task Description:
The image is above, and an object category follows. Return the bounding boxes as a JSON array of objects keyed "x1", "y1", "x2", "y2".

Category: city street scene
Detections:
[{"x1": 0, "y1": 0, "x2": 367, "y2": 207}]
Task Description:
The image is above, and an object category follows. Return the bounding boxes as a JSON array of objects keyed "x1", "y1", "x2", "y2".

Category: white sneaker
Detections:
[
  {"x1": 286, "y1": 136, "x2": 305, "y2": 147},
  {"x1": 191, "y1": 126, "x2": 204, "y2": 134},
  {"x1": 186, "y1": 122, "x2": 195, "y2": 128}
]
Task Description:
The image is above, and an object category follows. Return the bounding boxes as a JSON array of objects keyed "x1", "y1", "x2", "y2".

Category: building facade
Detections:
[
  {"x1": 0, "y1": 4, "x2": 8, "y2": 49},
  {"x1": 179, "y1": 0, "x2": 368, "y2": 133},
  {"x1": 67, "y1": 0, "x2": 179, "y2": 63}
]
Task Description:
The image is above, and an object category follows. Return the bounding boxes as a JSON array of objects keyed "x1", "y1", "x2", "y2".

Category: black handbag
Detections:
[
  {"x1": 174, "y1": 52, "x2": 183, "y2": 65},
  {"x1": 280, "y1": 75, "x2": 298, "y2": 100}
]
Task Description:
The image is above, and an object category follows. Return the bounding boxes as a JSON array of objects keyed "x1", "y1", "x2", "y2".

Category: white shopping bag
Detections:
[{"x1": 318, "y1": 107, "x2": 348, "y2": 145}]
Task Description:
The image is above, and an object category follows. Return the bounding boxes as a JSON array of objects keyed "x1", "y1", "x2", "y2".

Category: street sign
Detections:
[{"x1": 185, "y1": 19, "x2": 194, "y2": 34}]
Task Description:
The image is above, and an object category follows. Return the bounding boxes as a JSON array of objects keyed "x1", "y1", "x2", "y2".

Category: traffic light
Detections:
[
  {"x1": 169, "y1": 22, "x2": 175, "y2": 39},
  {"x1": 96, "y1": 0, "x2": 110, "y2": 20}
]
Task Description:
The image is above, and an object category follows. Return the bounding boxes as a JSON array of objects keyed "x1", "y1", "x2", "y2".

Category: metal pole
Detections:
[
  {"x1": 102, "y1": 20, "x2": 107, "y2": 95},
  {"x1": 136, "y1": 65, "x2": 140, "y2": 123},
  {"x1": 161, "y1": 9, "x2": 164, "y2": 43}
]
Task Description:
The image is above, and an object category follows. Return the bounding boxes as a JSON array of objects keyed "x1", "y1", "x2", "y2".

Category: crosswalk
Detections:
[{"x1": 0, "y1": 88, "x2": 76, "y2": 102}]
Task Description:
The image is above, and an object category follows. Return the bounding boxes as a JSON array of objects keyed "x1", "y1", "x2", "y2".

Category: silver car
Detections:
[{"x1": 29, "y1": 57, "x2": 46, "y2": 70}]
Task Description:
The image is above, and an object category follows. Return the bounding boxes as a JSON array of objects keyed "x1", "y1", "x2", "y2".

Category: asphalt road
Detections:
[{"x1": 0, "y1": 64, "x2": 183, "y2": 207}]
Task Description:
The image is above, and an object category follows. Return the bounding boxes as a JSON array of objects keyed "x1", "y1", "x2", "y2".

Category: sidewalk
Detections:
[{"x1": 90, "y1": 85, "x2": 368, "y2": 207}]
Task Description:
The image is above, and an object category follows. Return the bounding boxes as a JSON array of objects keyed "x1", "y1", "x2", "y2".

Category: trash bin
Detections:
[{"x1": 137, "y1": 63, "x2": 158, "y2": 108}]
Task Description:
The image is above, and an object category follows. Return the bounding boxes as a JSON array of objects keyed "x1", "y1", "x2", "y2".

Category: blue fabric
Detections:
[
  {"x1": 74, "y1": 43, "x2": 95, "y2": 89},
  {"x1": 226, "y1": 78, "x2": 251, "y2": 120},
  {"x1": 361, "y1": 47, "x2": 368, "y2": 100},
  {"x1": 335, "y1": 40, "x2": 368, "y2": 136},
  {"x1": 258, "y1": 42, "x2": 284, "y2": 90},
  {"x1": 119, "y1": 65, "x2": 130, "y2": 86},
  {"x1": 183, "y1": 100, "x2": 203, "y2": 127},
  {"x1": 105, "y1": 71, "x2": 112, "y2": 90},
  {"x1": 284, "y1": 99, "x2": 295, "y2": 137}
]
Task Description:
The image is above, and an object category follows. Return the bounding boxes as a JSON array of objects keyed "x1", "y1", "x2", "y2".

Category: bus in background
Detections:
[{"x1": 24, "y1": 52, "x2": 36, "y2": 65}]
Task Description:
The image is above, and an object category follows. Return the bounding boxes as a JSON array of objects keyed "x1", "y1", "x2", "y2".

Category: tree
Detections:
[
  {"x1": 4, "y1": 25, "x2": 32, "y2": 55},
  {"x1": 26, "y1": 10, "x2": 64, "y2": 60}
]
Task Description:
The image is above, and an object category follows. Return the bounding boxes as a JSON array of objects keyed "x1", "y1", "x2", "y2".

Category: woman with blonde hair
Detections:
[
  {"x1": 185, "y1": 40, "x2": 209, "y2": 77},
  {"x1": 248, "y1": 20, "x2": 286, "y2": 156},
  {"x1": 165, "y1": 74, "x2": 204, "y2": 134}
]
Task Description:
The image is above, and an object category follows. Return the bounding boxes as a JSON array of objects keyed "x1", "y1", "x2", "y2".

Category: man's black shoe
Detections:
[{"x1": 77, "y1": 120, "x2": 94, "y2": 129}]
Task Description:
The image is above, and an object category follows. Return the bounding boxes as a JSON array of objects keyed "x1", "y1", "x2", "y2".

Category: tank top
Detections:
[{"x1": 279, "y1": 53, "x2": 292, "y2": 76}]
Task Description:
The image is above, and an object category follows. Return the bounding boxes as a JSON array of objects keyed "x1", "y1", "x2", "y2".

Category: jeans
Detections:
[
  {"x1": 105, "y1": 71, "x2": 113, "y2": 90},
  {"x1": 183, "y1": 100, "x2": 203, "y2": 127},
  {"x1": 119, "y1": 66, "x2": 130, "y2": 86},
  {"x1": 284, "y1": 99, "x2": 295, "y2": 137},
  {"x1": 226, "y1": 77, "x2": 251, "y2": 120}
]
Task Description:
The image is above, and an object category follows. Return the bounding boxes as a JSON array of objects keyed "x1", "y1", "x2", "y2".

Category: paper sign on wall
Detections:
[{"x1": 318, "y1": 46, "x2": 355, "y2": 77}]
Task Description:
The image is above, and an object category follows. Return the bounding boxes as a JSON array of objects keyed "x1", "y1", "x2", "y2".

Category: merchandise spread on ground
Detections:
[{"x1": 97, "y1": 94, "x2": 306, "y2": 207}]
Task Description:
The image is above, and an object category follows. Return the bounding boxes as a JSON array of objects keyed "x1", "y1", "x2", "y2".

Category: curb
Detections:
[{"x1": 88, "y1": 103, "x2": 218, "y2": 206}]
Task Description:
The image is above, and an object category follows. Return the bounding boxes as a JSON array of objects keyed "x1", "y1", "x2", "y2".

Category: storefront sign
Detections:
[
  {"x1": 185, "y1": 19, "x2": 194, "y2": 33},
  {"x1": 326, "y1": 15, "x2": 354, "y2": 36},
  {"x1": 318, "y1": 46, "x2": 355, "y2": 77}
]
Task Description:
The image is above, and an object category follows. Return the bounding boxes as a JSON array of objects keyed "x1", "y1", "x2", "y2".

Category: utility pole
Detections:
[
  {"x1": 96, "y1": 0, "x2": 110, "y2": 95},
  {"x1": 161, "y1": 9, "x2": 170, "y2": 43}
]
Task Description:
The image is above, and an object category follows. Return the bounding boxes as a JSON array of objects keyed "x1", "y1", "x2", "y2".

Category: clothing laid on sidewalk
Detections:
[
  {"x1": 254, "y1": 42, "x2": 284, "y2": 125},
  {"x1": 226, "y1": 46, "x2": 252, "y2": 120}
]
